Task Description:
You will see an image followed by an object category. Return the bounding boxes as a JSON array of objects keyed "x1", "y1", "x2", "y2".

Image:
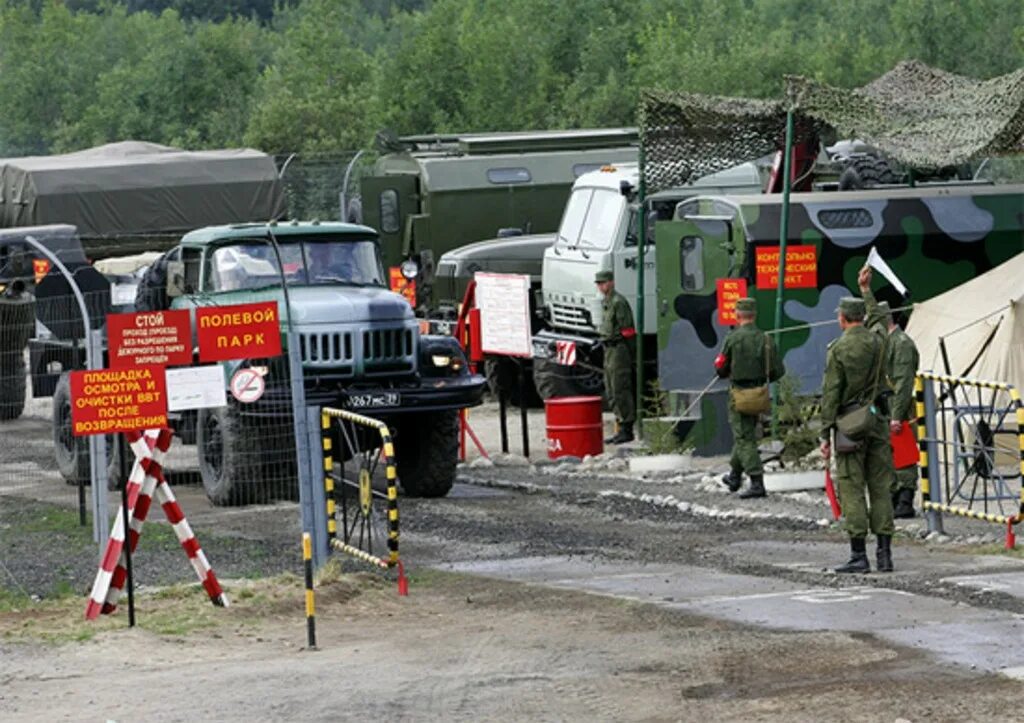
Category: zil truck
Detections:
[
  {"x1": 357, "y1": 128, "x2": 638, "y2": 312},
  {"x1": 534, "y1": 163, "x2": 1024, "y2": 452},
  {"x1": 32, "y1": 221, "x2": 483, "y2": 504}
]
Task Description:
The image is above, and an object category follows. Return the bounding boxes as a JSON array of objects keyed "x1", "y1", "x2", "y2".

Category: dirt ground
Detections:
[
  {"x1": 3, "y1": 400, "x2": 1024, "y2": 721},
  {"x1": 2, "y1": 569, "x2": 1023, "y2": 723}
]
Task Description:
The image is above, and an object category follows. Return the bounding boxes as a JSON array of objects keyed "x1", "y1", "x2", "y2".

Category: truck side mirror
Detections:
[{"x1": 166, "y1": 260, "x2": 185, "y2": 298}]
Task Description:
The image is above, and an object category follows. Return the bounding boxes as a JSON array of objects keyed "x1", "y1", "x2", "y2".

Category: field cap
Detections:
[
  {"x1": 837, "y1": 296, "x2": 866, "y2": 317},
  {"x1": 594, "y1": 270, "x2": 614, "y2": 283},
  {"x1": 735, "y1": 297, "x2": 756, "y2": 313}
]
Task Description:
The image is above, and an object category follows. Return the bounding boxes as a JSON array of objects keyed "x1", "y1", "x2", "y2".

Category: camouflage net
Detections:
[{"x1": 640, "y1": 60, "x2": 1024, "y2": 192}]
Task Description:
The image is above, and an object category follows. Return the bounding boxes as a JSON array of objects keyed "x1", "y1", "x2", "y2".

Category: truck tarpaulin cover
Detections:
[
  {"x1": 639, "y1": 60, "x2": 1024, "y2": 192},
  {"x1": 0, "y1": 141, "x2": 285, "y2": 238}
]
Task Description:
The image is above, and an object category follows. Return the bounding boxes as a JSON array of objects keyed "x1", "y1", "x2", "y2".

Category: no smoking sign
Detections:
[{"x1": 230, "y1": 368, "x2": 266, "y2": 404}]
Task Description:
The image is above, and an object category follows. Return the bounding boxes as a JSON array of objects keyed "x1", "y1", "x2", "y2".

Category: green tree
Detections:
[{"x1": 244, "y1": 0, "x2": 382, "y2": 153}]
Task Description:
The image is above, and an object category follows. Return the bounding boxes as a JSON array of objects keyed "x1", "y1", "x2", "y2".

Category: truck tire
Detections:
[
  {"x1": 197, "y1": 403, "x2": 266, "y2": 506},
  {"x1": 532, "y1": 357, "x2": 604, "y2": 401},
  {"x1": 0, "y1": 352, "x2": 26, "y2": 421},
  {"x1": 395, "y1": 410, "x2": 458, "y2": 498},
  {"x1": 484, "y1": 356, "x2": 541, "y2": 408},
  {"x1": 838, "y1": 155, "x2": 901, "y2": 190},
  {"x1": 134, "y1": 250, "x2": 171, "y2": 311},
  {"x1": 53, "y1": 373, "x2": 89, "y2": 484},
  {"x1": 52, "y1": 373, "x2": 119, "y2": 487}
]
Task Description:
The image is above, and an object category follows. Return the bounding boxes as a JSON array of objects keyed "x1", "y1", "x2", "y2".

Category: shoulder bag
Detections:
[
  {"x1": 834, "y1": 334, "x2": 886, "y2": 441},
  {"x1": 730, "y1": 337, "x2": 771, "y2": 415}
]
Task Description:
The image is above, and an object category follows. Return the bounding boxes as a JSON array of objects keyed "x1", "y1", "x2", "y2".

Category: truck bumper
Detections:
[{"x1": 531, "y1": 329, "x2": 603, "y2": 367}]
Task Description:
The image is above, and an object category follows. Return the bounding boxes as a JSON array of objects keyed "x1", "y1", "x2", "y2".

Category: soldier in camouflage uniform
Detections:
[
  {"x1": 820, "y1": 297, "x2": 896, "y2": 574},
  {"x1": 859, "y1": 267, "x2": 921, "y2": 518},
  {"x1": 715, "y1": 298, "x2": 785, "y2": 499},
  {"x1": 595, "y1": 269, "x2": 636, "y2": 444}
]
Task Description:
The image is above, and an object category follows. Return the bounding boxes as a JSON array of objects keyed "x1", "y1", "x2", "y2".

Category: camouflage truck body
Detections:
[{"x1": 656, "y1": 183, "x2": 1024, "y2": 448}]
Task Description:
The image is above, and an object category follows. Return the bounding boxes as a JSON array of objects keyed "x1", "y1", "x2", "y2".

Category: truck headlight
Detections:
[
  {"x1": 401, "y1": 259, "x2": 420, "y2": 280},
  {"x1": 431, "y1": 354, "x2": 452, "y2": 368}
]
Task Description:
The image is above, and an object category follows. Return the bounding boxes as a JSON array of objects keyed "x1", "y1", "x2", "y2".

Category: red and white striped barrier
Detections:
[{"x1": 86, "y1": 428, "x2": 228, "y2": 620}]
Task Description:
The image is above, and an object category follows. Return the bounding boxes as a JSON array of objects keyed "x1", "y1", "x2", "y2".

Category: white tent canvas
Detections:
[{"x1": 906, "y1": 252, "x2": 1024, "y2": 391}]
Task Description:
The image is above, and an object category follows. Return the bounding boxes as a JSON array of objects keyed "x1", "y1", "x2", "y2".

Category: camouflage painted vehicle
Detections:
[{"x1": 657, "y1": 183, "x2": 1024, "y2": 450}]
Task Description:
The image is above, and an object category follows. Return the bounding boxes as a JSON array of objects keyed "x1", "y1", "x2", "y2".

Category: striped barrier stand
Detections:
[
  {"x1": 304, "y1": 533, "x2": 317, "y2": 649},
  {"x1": 915, "y1": 373, "x2": 1024, "y2": 549},
  {"x1": 87, "y1": 428, "x2": 228, "y2": 620},
  {"x1": 86, "y1": 429, "x2": 171, "y2": 620}
]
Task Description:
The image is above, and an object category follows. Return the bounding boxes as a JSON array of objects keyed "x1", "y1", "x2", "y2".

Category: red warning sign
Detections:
[
  {"x1": 70, "y1": 365, "x2": 168, "y2": 436},
  {"x1": 755, "y1": 244, "x2": 818, "y2": 290},
  {"x1": 716, "y1": 278, "x2": 748, "y2": 326},
  {"x1": 107, "y1": 309, "x2": 191, "y2": 368},
  {"x1": 33, "y1": 258, "x2": 51, "y2": 284},
  {"x1": 195, "y1": 301, "x2": 282, "y2": 363}
]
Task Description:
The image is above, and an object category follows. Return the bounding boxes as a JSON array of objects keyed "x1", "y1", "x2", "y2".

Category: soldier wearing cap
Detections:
[
  {"x1": 715, "y1": 297, "x2": 785, "y2": 499},
  {"x1": 595, "y1": 269, "x2": 636, "y2": 443},
  {"x1": 820, "y1": 295, "x2": 896, "y2": 573},
  {"x1": 859, "y1": 266, "x2": 920, "y2": 517}
]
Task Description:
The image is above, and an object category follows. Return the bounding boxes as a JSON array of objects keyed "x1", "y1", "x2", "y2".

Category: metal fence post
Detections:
[
  {"x1": 303, "y1": 404, "x2": 329, "y2": 568},
  {"x1": 923, "y1": 379, "x2": 944, "y2": 535},
  {"x1": 88, "y1": 328, "x2": 110, "y2": 549}
]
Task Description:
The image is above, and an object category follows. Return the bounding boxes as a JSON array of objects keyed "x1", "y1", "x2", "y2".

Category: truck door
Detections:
[
  {"x1": 361, "y1": 174, "x2": 418, "y2": 272},
  {"x1": 654, "y1": 215, "x2": 739, "y2": 394},
  {"x1": 613, "y1": 207, "x2": 657, "y2": 335}
]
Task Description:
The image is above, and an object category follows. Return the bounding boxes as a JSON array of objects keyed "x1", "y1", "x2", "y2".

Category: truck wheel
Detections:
[
  {"x1": 197, "y1": 403, "x2": 265, "y2": 506},
  {"x1": 0, "y1": 352, "x2": 26, "y2": 421},
  {"x1": 52, "y1": 373, "x2": 119, "y2": 487},
  {"x1": 484, "y1": 356, "x2": 541, "y2": 408},
  {"x1": 532, "y1": 357, "x2": 604, "y2": 401},
  {"x1": 395, "y1": 410, "x2": 458, "y2": 498},
  {"x1": 838, "y1": 155, "x2": 901, "y2": 190}
]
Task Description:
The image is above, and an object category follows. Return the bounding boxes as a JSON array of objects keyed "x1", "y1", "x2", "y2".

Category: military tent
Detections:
[
  {"x1": 906, "y1": 252, "x2": 1024, "y2": 391},
  {"x1": 0, "y1": 141, "x2": 285, "y2": 255}
]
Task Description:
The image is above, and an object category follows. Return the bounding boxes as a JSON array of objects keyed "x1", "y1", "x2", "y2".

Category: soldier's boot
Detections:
[
  {"x1": 876, "y1": 535, "x2": 894, "y2": 573},
  {"x1": 835, "y1": 537, "x2": 870, "y2": 574},
  {"x1": 893, "y1": 488, "x2": 916, "y2": 519},
  {"x1": 738, "y1": 474, "x2": 766, "y2": 499},
  {"x1": 607, "y1": 423, "x2": 634, "y2": 445},
  {"x1": 720, "y1": 469, "x2": 743, "y2": 493}
]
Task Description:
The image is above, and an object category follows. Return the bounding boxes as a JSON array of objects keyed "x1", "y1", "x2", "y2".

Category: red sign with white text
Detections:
[
  {"x1": 755, "y1": 244, "x2": 818, "y2": 290},
  {"x1": 107, "y1": 309, "x2": 191, "y2": 368},
  {"x1": 70, "y1": 365, "x2": 168, "y2": 436},
  {"x1": 196, "y1": 301, "x2": 282, "y2": 362},
  {"x1": 389, "y1": 266, "x2": 417, "y2": 307},
  {"x1": 716, "y1": 278, "x2": 748, "y2": 326}
]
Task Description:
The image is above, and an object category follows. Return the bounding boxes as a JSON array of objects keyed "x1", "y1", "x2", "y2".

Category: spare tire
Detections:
[
  {"x1": 839, "y1": 155, "x2": 901, "y2": 190},
  {"x1": 134, "y1": 250, "x2": 172, "y2": 311}
]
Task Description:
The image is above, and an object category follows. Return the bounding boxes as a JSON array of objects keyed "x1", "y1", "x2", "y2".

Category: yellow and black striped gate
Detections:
[
  {"x1": 320, "y1": 407, "x2": 399, "y2": 569},
  {"x1": 915, "y1": 372, "x2": 1024, "y2": 546}
]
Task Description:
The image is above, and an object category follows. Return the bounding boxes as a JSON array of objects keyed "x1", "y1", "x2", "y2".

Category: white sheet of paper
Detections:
[{"x1": 166, "y1": 365, "x2": 227, "y2": 411}]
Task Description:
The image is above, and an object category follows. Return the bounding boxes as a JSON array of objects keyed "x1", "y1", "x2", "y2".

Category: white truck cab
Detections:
[{"x1": 534, "y1": 162, "x2": 764, "y2": 370}]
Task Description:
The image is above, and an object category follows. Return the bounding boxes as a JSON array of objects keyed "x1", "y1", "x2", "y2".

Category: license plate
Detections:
[{"x1": 346, "y1": 392, "x2": 400, "y2": 409}]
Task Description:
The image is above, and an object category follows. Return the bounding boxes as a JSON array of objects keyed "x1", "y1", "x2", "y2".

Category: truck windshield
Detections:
[
  {"x1": 555, "y1": 187, "x2": 623, "y2": 251},
  {"x1": 208, "y1": 238, "x2": 385, "y2": 291}
]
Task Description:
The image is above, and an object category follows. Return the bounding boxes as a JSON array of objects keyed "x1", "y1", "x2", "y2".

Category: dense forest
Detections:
[{"x1": 0, "y1": 0, "x2": 1021, "y2": 157}]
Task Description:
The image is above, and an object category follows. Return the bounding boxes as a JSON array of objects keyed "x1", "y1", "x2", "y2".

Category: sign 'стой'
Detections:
[
  {"x1": 195, "y1": 301, "x2": 282, "y2": 363},
  {"x1": 107, "y1": 309, "x2": 191, "y2": 368}
]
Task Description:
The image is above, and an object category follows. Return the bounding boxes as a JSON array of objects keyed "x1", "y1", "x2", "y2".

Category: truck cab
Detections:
[{"x1": 532, "y1": 162, "x2": 765, "y2": 395}]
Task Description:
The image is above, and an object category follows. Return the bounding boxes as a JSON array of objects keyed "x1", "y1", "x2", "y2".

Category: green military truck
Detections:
[
  {"x1": 42, "y1": 221, "x2": 484, "y2": 504},
  {"x1": 358, "y1": 128, "x2": 638, "y2": 311}
]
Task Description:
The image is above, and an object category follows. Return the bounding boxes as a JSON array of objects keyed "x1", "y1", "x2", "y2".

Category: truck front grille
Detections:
[
  {"x1": 551, "y1": 303, "x2": 593, "y2": 331},
  {"x1": 300, "y1": 332, "x2": 354, "y2": 366},
  {"x1": 363, "y1": 328, "x2": 416, "y2": 374}
]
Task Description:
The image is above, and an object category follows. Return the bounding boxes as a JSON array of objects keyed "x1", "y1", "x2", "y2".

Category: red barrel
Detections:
[{"x1": 545, "y1": 396, "x2": 604, "y2": 459}]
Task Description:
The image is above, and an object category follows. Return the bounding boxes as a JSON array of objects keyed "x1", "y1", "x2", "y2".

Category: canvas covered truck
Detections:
[
  {"x1": 536, "y1": 61, "x2": 1024, "y2": 451},
  {"x1": 358, "y1": 128, "x2": 637, "y2": 312}
]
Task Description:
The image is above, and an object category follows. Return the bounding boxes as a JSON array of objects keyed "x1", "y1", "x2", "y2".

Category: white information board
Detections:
[
  {"x1": 475, "y1": 272, "x2": 532, "y2": 357},
  {"x1": 166, "y1": 365, "x2": 228, "y2": 412}
]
